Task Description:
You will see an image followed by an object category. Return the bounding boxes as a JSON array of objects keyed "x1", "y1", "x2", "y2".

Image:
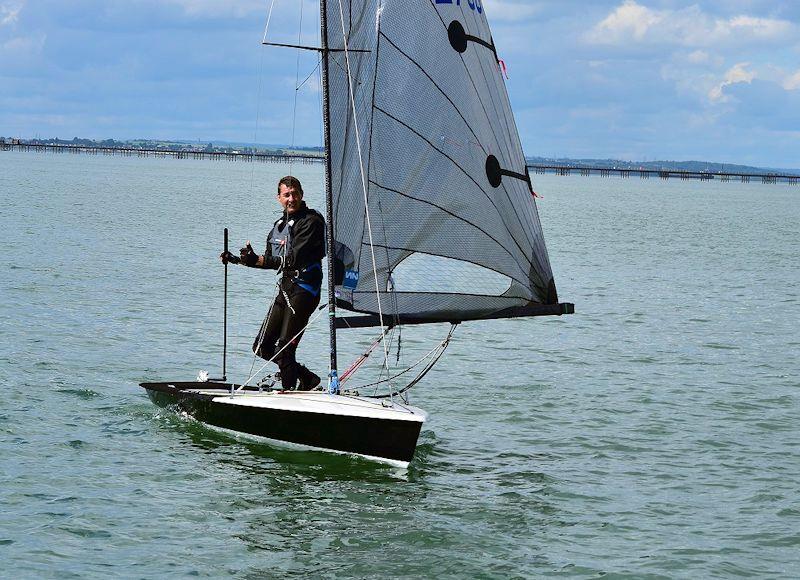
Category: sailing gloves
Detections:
[
  {"x1": 219, "y1": 243, "x2": 259, "y2": 267},
  {"x1": 239, "y1": 243, "x2": 260, "y2": 267},
  {"x1": 220, "y1": 251, "x2": 240, "y2": 265}
]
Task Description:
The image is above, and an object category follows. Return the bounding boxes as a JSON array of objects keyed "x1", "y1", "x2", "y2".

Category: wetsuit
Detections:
[{"x1": 251, "y1": 202, "x2": 326, "y2": 390}]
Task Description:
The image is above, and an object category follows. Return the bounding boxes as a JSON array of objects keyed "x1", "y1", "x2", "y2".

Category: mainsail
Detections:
[{"x1": 324, "y1": 0, "x2": 561, "y2": 326}]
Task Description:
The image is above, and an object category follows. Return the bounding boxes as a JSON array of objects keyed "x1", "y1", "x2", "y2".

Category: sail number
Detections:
[{"x1": 436, "y1": 0, "x2": 483, "y2": 15}]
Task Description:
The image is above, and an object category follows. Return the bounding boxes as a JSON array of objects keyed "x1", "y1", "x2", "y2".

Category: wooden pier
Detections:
[
  {"x1": 528, "y1": 164, "x2": 799, "y2": 185},
  {"x1": 1, "y1": 142, "x2": 324, "y2": 164}
]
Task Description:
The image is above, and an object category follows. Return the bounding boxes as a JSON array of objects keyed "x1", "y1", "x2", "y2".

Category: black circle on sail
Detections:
[
  {"x1": 448, "y1": 21, "x2": 468, "y2": 53},
  {"x1": 486, "y1": 155, "x2": 503, "y2": 188}
]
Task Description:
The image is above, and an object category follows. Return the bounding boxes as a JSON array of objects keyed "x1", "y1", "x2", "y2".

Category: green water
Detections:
[{"x1": 1, "y1": 151, "x2": 798, "y2": 578}]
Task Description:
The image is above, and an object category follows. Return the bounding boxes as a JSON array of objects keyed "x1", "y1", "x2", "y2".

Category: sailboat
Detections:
[{"x1": 140, "y1": 0, "x2": 573, "y2": 467}]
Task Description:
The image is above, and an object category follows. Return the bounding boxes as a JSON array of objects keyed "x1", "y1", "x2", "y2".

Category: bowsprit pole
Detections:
[{"x1": 222, "y1": 227, "x2": 228, "y2": 382}]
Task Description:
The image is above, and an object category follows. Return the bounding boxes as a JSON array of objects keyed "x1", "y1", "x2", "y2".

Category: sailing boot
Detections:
[{"x1": 296, "y1": 365, "x2": 321, "y2": 391}]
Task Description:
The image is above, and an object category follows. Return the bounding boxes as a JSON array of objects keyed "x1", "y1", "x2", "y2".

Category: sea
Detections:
[{"x1": 1, "y1": 150, "x2": 798, "y2": 578}]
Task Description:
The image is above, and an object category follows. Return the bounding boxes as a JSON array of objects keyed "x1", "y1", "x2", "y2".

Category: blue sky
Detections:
[{"x1": 1, "y1": 0, "x2": 798, "y2": 167}]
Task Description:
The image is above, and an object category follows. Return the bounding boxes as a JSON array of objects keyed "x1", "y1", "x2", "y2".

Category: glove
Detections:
[
  {"x1": 239, "y1": 243, "x2": 259, "y2": 267},
  {"x1": 220, "y1": 251, "x2": 240, "y2": 265}
]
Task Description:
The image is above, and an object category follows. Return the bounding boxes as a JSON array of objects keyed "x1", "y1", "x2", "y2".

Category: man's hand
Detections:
[
  {"x1": 220, "y1": 251, "x2": 240, "y2": 265},
  {"x1": 240, "y1": 242, "x2": 259, "y2": 267}
]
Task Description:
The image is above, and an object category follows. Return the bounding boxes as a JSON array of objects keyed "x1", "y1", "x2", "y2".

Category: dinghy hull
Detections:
[{"x1": 140, "y1": 382, "x2": 425, "y2": 466}]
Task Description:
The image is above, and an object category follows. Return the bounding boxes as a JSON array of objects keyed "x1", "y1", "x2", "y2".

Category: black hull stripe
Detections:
[{"x1": 141, "y1": 383, "x2": 422, "y2": 463}]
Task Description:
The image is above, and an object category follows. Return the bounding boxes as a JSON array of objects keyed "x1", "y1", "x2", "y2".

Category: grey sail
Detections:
[{"x1": 325, "y1": 0, "x2": 560, "y2": 326}]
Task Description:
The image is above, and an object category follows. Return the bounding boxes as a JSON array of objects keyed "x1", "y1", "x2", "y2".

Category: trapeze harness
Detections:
[{"x1": 268, "y1": 211, "x2": 324, "y2": 299}]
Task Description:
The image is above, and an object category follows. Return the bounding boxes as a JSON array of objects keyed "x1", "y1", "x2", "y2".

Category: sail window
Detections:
[{"x1": 390, "y1": 253, "x2": 513, "y2": 296}]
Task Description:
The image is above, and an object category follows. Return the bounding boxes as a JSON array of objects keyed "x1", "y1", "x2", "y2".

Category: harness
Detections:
[{"x1": 268, "y1": 213, "x2": 323, "y2": 297}]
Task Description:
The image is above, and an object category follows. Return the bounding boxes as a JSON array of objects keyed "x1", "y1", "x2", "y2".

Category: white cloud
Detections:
[
  {"x1": 687, "y1": 50, "x2": 710, "y2": 65},
  {"x1": 729, "y1": 16, "x2": 792, "y2": 40},
  {"x1": 709, "y1": 62, "x2": 754, "y2": 102},
  {"x1": 587, "y1": 0, "x2": 661, "y2": 43},
  {"x1": 586, "y1": 1, "x2": 794, "y2": 47},
  {"x1": 784, "y1": 70, "x2": 800, "y2": 91},
  {"x1": 1, "y1": 1, "x2": 24, "y2": 26}
]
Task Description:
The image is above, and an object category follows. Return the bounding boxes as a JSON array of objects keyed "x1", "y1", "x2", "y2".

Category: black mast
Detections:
[{"x1": 319, "y1": 0, "x2": 339, "y2": 393}]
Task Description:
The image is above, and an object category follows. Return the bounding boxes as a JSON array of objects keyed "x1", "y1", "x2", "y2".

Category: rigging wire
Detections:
[
  {"x1": 238, "y1": 303, "x2": 329, "y2": 391},
  {"x1": 289, "y1": 0, "x2": 305, "y2": 174},
  {"x1": 334, "y1": 0, "x2": 392, "y2": 380},
  {"x1": 347, "y1": 324, "x2": 458, "y2": 399},
  {"x1": 250, "y1": 0, "x2": 279, "y2": 193},
  {"x1": 230, "y1": 1, "x2": 282, "y2": 374}
]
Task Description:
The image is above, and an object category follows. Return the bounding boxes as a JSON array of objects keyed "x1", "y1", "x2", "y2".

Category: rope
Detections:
[
  {"x1": 261, "y1": 0, "x2": 278, "y2": 45},
  {"x1": 346, "y1": 324, "x2": 458, "y2": 398},
  {"x1": 340, "y1": 331, "x2": 387, "y2": 383},
  {"x1": 248, "y1": 277, "x2": 280, "y2": 380},
  {"x1": 335, "y1": 0, "x2": 392, "y2": 376},
  {"x1": 238, "y1": 303, "x2": 328, "y2": 392}
]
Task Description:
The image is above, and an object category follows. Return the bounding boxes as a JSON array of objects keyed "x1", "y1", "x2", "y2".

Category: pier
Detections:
[
  {"x1": 528, "y1": 164, "x2": 799, "y2": 185},
  {"x1": 0, "y1": 142, "x2": 324, "y2": 164},
  {"x1": 3, "y1": 143, "x2": 797, "y2": 184}
]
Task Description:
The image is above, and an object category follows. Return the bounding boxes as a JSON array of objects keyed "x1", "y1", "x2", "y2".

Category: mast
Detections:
[{"x1": 319, "y1": 0, "x2": 339, "y2": 394}]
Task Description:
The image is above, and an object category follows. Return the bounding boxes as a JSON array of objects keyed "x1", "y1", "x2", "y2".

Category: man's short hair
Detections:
[{"x1": 278, "y1": 175, "x2": 303, "y2": 196}]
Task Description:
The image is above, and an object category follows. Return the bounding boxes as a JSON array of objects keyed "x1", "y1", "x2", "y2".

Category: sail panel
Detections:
[{"x1": 326, "y1": 0, "x2": 558, "y2": 323}]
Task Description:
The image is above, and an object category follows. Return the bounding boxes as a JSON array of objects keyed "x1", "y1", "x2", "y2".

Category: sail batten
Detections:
[{"x1": 326, "y1": 0, "x2": 560, "y2": 322}]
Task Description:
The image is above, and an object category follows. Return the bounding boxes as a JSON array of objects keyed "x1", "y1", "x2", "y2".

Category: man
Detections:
[{"x1": 221, "y1": 176, "x2": 326, "y2": 391}]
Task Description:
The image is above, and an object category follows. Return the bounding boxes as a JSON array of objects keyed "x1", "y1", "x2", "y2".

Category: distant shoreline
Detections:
[{"x1": 3, "y1": 138, "x2": 798, "y2": 184}]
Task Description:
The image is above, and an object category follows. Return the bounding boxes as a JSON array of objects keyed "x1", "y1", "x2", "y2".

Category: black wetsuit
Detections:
[{"x1": 252, "y1": 203, "x2": 326, "y2": 390}]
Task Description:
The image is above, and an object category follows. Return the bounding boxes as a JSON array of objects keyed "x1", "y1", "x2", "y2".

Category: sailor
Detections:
[{"x1": 221, "y1": 176, "x2": 326, "y2": 391}]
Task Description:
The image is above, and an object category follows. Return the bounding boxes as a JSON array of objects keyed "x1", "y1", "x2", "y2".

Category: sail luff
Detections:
[{"x1": 320, "y1": 0, "x2": 339, "y2": 392}]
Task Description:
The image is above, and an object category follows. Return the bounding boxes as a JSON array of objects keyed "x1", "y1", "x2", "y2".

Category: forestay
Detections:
[{"x1": 326, "y1": 0, "x2": 559, "y2": 326}]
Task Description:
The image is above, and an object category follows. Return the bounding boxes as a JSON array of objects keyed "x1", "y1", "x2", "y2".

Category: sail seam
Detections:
[
  {"x1": 373, "y1": 105, "x2": 538, "y2": 274},
  {"x1": 460, "y1": 31, "x2": 538, "y2": 254},
  {"x1": 369, "y1": 179, "x2": 529, "y2": 277},
  {"x1": 469, "y1": 33, "x2": 542, "y2": 253},
  {"x1": 422, "y1": 0, "x2": 539, "y2": 253},
  {"x1": 354, "y1": 241, "x2": 535, "y2": 293},
  {"x1": 378, "y1": 31, "x2": 487, "y2": 157},
  {"x1": 424, "y1": 0, "x2": 513, "y2": 177}
]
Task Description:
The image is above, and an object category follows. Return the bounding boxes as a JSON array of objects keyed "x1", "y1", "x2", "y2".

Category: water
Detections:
[{"x1": 1, "y1": 151, "x2": 798, "y2": 578}]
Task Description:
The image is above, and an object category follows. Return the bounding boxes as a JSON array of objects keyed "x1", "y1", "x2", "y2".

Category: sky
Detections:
[{"x1": 1, "y1": 0, "x2": 798, "y2": 168}]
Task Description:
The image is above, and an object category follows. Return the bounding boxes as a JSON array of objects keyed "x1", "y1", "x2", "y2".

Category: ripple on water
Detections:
[{"x1": 3, "y1": 160, "x2": 800, "y2": 577}]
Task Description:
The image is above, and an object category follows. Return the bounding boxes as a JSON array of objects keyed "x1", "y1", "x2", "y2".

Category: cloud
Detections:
[
  {"x1": 1, "y1": 1, "x2": 23, "y2": 26},
  {"x1": 586, "y1": 1, "x2": 794, "y2": 47},
  {"x1": 784, "y1": 70, "x2": 800, "y2": 91},
  {"x1": 587, "y1": 0, "x2": 661, "y2": 42},
  {"x1": 709, "y1": 62, "x2": 755, "y2": 102},
  {"x1": 687, "y1": 50, "x2": 710, "y2": 65}
]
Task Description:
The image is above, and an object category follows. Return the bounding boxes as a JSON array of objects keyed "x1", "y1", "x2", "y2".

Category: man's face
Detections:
[{"x1": 277, "y1": 184, "x2": 302, "y2": 214}]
